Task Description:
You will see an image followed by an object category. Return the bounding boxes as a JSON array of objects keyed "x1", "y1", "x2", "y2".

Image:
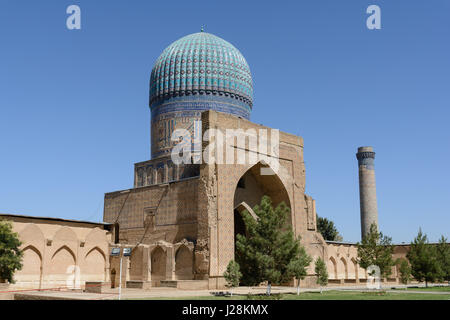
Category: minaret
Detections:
[{"x1": 356, "y1": 146, "x2": 379, "y2": 239}]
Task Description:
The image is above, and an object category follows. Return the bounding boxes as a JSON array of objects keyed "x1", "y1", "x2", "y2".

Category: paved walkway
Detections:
[{"x1": 11, "y1": 283, "x2": 449, "y2": 300}]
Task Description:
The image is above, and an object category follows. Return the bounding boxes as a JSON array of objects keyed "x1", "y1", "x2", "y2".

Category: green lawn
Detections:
[
  {"x1": 280, "y1": 290, "x2": 449, "y2": 300},
  {"x1": 132, "y1": 289, "x2": 450, "y2": 300},
  {"x1": 392, "y1": 286, "x2": 450, "y2": 292}
]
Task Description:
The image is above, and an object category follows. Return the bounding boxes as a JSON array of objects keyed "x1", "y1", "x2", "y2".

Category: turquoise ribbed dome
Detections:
[{"x1": 149, "y1": 32, "x2": 253, "y2": 112}]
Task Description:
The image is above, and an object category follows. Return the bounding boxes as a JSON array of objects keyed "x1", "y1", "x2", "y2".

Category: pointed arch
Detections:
[
  {"x1": 349, "y1": 258, "x2": 358, "y2": 279},
  {"x1": 234, "y1": 161, "x2": 291, "y2": 213},
  {"x1": 175, "y1": 245, "x2": 193, "y2": 280},
  {"x1": 84, "y1": 246, "x2": 106, "y2": 261},
  {"x1": 339, "y1": 257, "x2": 348, "y2": 279},
  {"x1": 233, "y1": 161, "x2": 292, "y2": 258},
  {"x1": 234, "y1": 202, "x2": 258, "y2": 221},
  {"x1": 83, "y1": 247, "x2": 106, "y2": 281},
  {"x1": 328, "y1": 256, "x2": 338, "y2": 279},
  {"x1": 151, "y1": 246, "x2": 166, "y2": 281},
  {"x1": 50, "y1": 245, "x2": 76, "y2": 282},
  {"x1": 52, "y1": 245, "x2": 76, "y2": 261},
  {"x1": 22, "y1": 245, "x2": 43, "y2": 260},
  {"x1": 52, "y1": 226, "x2": 78, "y2": 260},
  {"x1": 14, "y1": 245, "x2": 42, "y2": 288}
]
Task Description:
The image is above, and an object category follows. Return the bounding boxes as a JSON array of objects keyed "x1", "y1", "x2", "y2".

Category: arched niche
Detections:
[
  {"x1": 338, "y1": 257, "x2": 348, "y2": 279},
  {"x1": 50, "y1": 245, "x2": 76, "y2": 282},
  {"x1": 328, "y1": 256, "x2": 338, "y2": 279},
  {"x1": 150, "y1": 246, "x2": 166, "y2": 281},
  {"x1": 15, "y1": 245, "x2": 42, "y2": 288},
  {"x1": 83, "y1": 247, "x2": 106, "y2": 281},
  {"x1": 175, "y1": 245, "x2": 194, "y2": 280},
  {"x1": 350, "y1": 258, "x2": 358, "y2": 280}
]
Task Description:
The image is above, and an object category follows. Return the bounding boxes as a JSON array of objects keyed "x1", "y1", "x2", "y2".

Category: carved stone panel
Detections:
[{"x1": 305, "y1": 195, "x2": 316, "y2": 231}]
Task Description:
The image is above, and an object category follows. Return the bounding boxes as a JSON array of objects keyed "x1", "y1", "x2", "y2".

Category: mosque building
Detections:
[{"x1": 1, "y1": 31, "x2": 409, "y2": 291}]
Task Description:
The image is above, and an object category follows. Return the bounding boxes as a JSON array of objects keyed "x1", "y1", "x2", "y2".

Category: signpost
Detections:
[
  {"x1": 111, "y1": 248, "x2": 120, "y2": 257},
  {"x1": 110, "y1": 247, "x2": 131, "y2": 300}
]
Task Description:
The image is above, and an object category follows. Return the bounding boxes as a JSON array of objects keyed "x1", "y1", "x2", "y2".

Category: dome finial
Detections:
[{"x1": 201, "y1": 26, "x2": 204, "y2": 32}]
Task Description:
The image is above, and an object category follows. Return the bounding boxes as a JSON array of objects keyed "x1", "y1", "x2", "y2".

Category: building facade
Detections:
[
  {"x1": 0, "y1": 214, "x2": 112, "y2": 290},
  {"x1": 2, "y1": 31, "x2": 413, "y2": 291},
  {"x1": 101, "y1": 32, "x2": 405, "y2": 289}
]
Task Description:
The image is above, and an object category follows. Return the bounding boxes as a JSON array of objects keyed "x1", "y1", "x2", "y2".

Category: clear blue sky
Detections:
[{"x1": 1, "y1": 1, "x2": 449, "y2": 243}]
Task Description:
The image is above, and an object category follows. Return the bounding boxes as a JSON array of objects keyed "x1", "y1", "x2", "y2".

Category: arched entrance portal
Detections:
[{"x1": 233, "y1": 162, "x2": 292, "y2": 256}]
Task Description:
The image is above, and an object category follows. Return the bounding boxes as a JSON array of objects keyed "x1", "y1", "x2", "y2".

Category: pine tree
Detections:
[
  {"x1": 316, "y1": 214, "x2": 343, "y2": 241},
  {"x1": 407, "y1": 229, "x2": 441, "y2": 287},
  {"x1": 0, "y1": 220, "x2": 23, "y2": 283},
  {"x1": 287, "y1": 246, "x2": 312, "y2": 295},
  {"x1": 356, "y1": 223, "x2": 395, "y2": 287},
  {"x1": 396, "y1": 258, "x2": 412, "y2": 286},
  {"x1": 223, "y1": 260, "x2": 242, "y2": 296},
  {"x1": 435, "y1": 235, "x2": 450, "y2": 283},
  {"x1": 235, "y1": 195, "x2": 301, "y2": 295},
  {"x1": 314, "y1": 257, "x2": 328, "y2": 294}
]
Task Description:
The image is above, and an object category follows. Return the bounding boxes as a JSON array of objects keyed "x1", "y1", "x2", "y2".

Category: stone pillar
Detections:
[
  {"x1": 141, "y1": 246, "x2": 150, "y2": 282},
  {"x1": 356, "y1": 146, "x2": 379, "y2": 239},
  {"x1": 164, "y1": 163, "x2": 169, "y2": 184},
  {"x1": 125, "y1": 254, "x2": 131, "y2": 282},
  {"x1": 167, "y1": 246, "x2": 175, "y2": 280}
]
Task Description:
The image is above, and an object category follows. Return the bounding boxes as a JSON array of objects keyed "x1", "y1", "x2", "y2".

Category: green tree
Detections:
[
  {"x1": 435, "y1": 235, "x2": 450, "y2": 282},
  {"x1": 314, "y1": 257, "x2": 328, "y2": 294},
  {"x1": 223, "y1": 260, "x2": 242, "y2": 296},
  {"x1": 316, "y1": 214, "x2": 343, "y2": 242},
  {"x1": 356, "y1": 223, "x2": 395, "y2": 287},
  {"x1": 287, "y1": 246, "x2": 312, "y2": 295},
  {"x1": 235, "y1": 195, "x2": 301, "y2": 295},
  {"x1": 0, "y1": 220, "x2": 23, "y2": 283},
  {"x1": 395, "y1": 258, "x2": 412, "y2": 286},
  {"x1": 407, "y1": 229, "x2": 442, "y2": 287}
]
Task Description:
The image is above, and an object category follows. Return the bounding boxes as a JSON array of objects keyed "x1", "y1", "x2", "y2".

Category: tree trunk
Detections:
[
  {"x1": 320, "y1": 286, "x2": 323, "y2": 294},
  {"x1": 425, "y1": 281, "x2": 428, "y2": 288},
  {"x1": 297, "y1": 279, "x2": 300, "y2": 295},
  {"x1": 266, "y1": 282, "x2": 271, "y2": 296}
]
